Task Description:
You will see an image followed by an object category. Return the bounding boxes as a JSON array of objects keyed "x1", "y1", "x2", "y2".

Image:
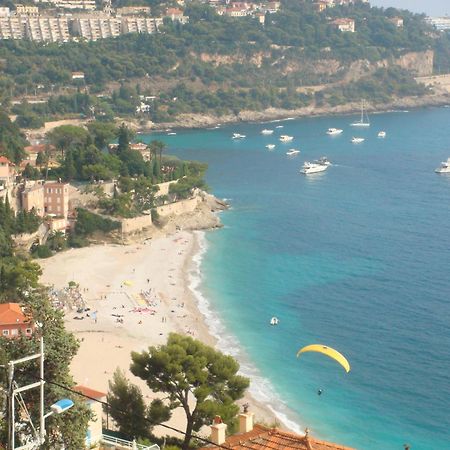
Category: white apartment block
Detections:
[
  {"x1": 52, "y1": 0, "x2": 96, "y2": 10},
  {"x1": 25, "y1": 17, "x2": 70, "y2": 42},
  {"x1": 72, "y1": 17, "x2": 121, "y2": 40},
  {"x1": 0, "y1": 17, "x2": 25, "y2": 39},
  {"x1": 426, "y1": 16, "x2": 450, "y2": 31},
  {"x1": 0, "y1": 7, "x2": 10, "y2": 17},
  {"x1": 121, "y1": 17, "x2": 158, "y2": 34}
]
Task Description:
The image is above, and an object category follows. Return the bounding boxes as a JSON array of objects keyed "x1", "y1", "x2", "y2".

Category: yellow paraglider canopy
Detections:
[{"x1": 296, "y1": 344, "x2": 351, "y2": 373}]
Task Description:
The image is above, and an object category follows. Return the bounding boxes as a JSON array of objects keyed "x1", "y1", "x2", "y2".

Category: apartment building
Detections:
[
  {"x1": 0, "y1": 7, "x2": 10, "y2": 17},
  {"x1": 121, "y1": 16, "x2": 158, "y2": 34},
  {"x1": 22, "y1": 183, "x2": 45, "y2": 216},
  {"x1": 53, "y1": 0, "x2": 96, "y2": 10},
  {"x1": 116, "y1": 6, "x2": 151, "y2": 16},
  {"x1": 72, "y1": 16, "x2": 121, "y2": 40},
  {"x1": 0, "y1": 17, "x2": 25, "y2": 39},
  {"x1": 44, "y1": 181, "x2": 69, "y2": 218},
  {"x1": 25, "y1": 16, "x2": 71, "y2": 42},
  {"x1": 15, "y1": 4, "x2": 39, "y2": 15}
]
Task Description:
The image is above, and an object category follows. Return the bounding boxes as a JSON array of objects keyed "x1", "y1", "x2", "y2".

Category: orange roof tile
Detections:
[
  {"x1": 0, "y1": 156, "x2": 11, "y2": 164},
  {"x1": 74, "y1": 385, "x2": 107, "y2": 399},
  {"x1": 201, "y1": 424, "x2": 355, "y2": 450},
  {"x1": 0, "y1": 303, "x2": 28, "y2": 325}
]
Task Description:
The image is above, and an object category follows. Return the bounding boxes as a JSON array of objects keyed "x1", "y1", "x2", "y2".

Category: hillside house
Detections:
[
  {"x1": 388, "y1": 16, "x2": 404, "y2": 28},
  {"x1": 0, "y1": 156, "x2": 14, "y2": 187},
  {"x1": 331, "y1": 18, "x2": 355, "y2": 33},
  {"x1": 0, "y1": 303, "x2": 34, "y2": 339}
]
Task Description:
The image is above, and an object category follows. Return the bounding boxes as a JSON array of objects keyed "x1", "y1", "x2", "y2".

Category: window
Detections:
[
  {"x1": 26, "y1": 328, "x2": 32, "y2": 335},
  {"x1": 11, "y1": 329, "x2": 18, "y2": 336},
  {"x1": 2, "y1": 330, "x2": 9, "y2": 336}
]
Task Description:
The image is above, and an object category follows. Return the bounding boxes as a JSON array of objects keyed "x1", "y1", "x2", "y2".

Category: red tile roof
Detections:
[
  {"x1": 0, "y1": 156, "x2": 11, "y2": 164},
  {"x1": 74, "y1": 385, "x2": 107, "y2": 399},
  {"x1": 202, "y1": 424, "x2": 355, "y2": 450},
  {"x1": 0, "y1": 303, "x2": 28, "y2": 325}
]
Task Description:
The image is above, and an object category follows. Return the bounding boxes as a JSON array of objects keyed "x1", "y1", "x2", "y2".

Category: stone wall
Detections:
[
  {"x1": 156, "y1": 196, "x2": 200, "y2": 218},
  {"x1": 120, "y1": 215, "x2": 152, "y2": 234}
]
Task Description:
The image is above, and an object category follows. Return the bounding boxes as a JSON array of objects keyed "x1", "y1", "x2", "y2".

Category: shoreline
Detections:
[
  {"x1": 39, "y1": 229, "x2": 293, "y2": 439},
  {"x1": 133, "y1": 94, "x2": 450, "y2": 133}
]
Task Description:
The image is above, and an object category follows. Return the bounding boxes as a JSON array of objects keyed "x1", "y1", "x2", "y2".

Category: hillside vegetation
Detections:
[{"x1": 0, "y1": 1, "x2": 439, "y2": 123}]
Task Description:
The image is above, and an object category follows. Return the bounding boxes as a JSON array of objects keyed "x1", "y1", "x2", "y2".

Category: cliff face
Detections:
[{"x1": 195, "y1": 49, "x2": 434, "y2": 81}]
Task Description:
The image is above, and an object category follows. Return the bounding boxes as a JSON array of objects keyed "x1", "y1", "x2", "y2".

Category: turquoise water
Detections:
[{"x1": 143, "y1": 107, "x2": 450, "y2": 449}]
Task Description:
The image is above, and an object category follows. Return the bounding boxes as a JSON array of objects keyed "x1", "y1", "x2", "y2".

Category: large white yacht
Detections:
[
  {"x1": 351, "y1": 137, "x2": 365, "y2": 144},
  {"x1": 435, "y1": 158, "x2": 450, "y2": 173},
  {"x1": 326, "y1": 128, "x2": 343, "y2": 135},
  {"x1": 300, "y1": 161, "x2": 328, "y2": 174},
  {"x1": 351, "y1": 100, "x2": 370, "y2": 127},
  {"x1": 261, "y1": 129, "x2": 274, "y2": 135},
  {"x1": 286, "y1": 149, "x2": 300, "y2": 156},
  {"x1": 232, "y1": 133, "x2": 246, "y2": 139},
  {"x1": 279, "y1": 135, "x2": 294, "y2": 142}
]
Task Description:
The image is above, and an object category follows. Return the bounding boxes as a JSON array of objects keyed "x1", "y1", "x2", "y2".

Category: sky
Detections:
[{"x1": 372, "y1": 0, "x2": 449, "y2": 16}]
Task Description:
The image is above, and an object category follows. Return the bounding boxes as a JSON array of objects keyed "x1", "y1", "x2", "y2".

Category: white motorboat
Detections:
[
  {"x1": 286, "y1": 149, "x2": 300, "y2": 156},
  {"x1": 275, "y1": 125, "x2": 284, "y2": 128},
  {"x1": 167, "y1": 132, "x2": 177, "y2": 135},
  {"x1": 378, "y1": 131, "x2": 386, "y2": 138},
  {"x1": 266, "y1": 144, "x2": 276, "y2": 150},
  {"x1": 300, "y1": 161, "x2": 328, "y2": 174},
  {"x1": 316, "y1": 156, "x2": 331, "y2": 166},
  {"x1": 270, "y1": 317, "x2": 279, "y2": 326},
  {"x1": 232, "y1": 133, "x2": 246, "y2": 139},
  {"x1": 351, "y1": 100, "x2": 370, "y2": 127},
  {"x1": 279, "y1": 135, "x2": 294, "y2": 142},
  {"x1": 351, "y1": 137, "x2": 365, "y2": 144},
  {"x1": 435, "y1": 158, "x2": 450, "y2": 173},
  {"x1": 261, "y1": 129, "x2": 274, "y2": 135},
  {"x1": 326, "y1": 128, "x2": 343, "y2": 136}
]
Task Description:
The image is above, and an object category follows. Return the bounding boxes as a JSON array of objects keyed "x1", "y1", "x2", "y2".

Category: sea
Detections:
[{"x1": 142, "y1": 107, "x2": 450, "y2": 450}]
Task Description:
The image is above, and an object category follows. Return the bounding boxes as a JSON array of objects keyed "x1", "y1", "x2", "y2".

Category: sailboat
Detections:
[{"x1": 350, "y1": 100, "x2": 370, "y2": 127}]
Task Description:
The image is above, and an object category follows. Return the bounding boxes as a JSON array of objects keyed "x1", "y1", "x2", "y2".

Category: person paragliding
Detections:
[{"x1": 296, "y1": 344, "x2": 351, "y2": 372}]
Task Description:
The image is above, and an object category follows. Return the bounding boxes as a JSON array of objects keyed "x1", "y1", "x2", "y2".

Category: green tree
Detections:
[
  {"x1": 87, "y1": 121, "x2": 117, "y2": 150},
  {"x1": 47, "y1": 125, "x2": 89, "y2": 157},
  {"x1": 130, "y1": 333, "x2": 250, "y2": 450},
  {"x1": 148, "y1": 140, "x2": 167, "y2": 166},
  {"x1": 107, "y1": 368, "x2": 171, "y2": 440},
  {"x1": 117, "y1": 123, "x2": 134, "y2": 155}
]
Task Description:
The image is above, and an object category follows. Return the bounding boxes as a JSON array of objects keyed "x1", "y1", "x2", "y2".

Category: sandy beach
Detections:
[{"x1": 39, "y1": 230, "x2": 278, "y2": 439}]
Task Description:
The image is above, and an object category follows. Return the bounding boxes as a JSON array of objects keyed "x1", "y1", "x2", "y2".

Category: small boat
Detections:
[
  {"x1": 300, "y1": 161, "x2": 328, "y2": 174},
  {"x1": 286, "y1": 149, "x2": 300, "y2": 156},
  {"x1": 351, "y1": 137, "x2": 365, "y2": 144},
  {"x1": 316, "y1": 156, "x2": 331, "y2": 166},
  {"x1": 279, "y1": 135, "x2": 294, "y2": 142},
  {"x1": 232, "y1": 133, "x2": 246, "y2": 139},
  {"x1": 270, "y1": 317, "x2": 279, "y2": 326},
  {"x1": 326, "y1": 128, "x2": 343, "y2": 136},
  {"x1": 261, "y1": 129, "x2": 274, "y2": 135},
  {"x1": 351, "y1": 100, "x2": 370, "y2": 127},
  {"x1": 167, "y1": 132, "x2": 177, "y2": 136},
  {"x1": 435, "y1": 158, "x2": 450, "y2": 173},
  {"x1": 275, "y1": 125, "x2": 284, "y2": 129},
  {"x1": 378, "y1": 131, "x2": 386, "y2": 138},
  {"x1": 266, "y1": 144, "x2": 276, "y2": 150}
]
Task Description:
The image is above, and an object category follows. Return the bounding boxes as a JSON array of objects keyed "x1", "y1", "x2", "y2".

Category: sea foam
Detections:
[{"x1": 188, "y1": 231, "x2": 303, "y2": 434}]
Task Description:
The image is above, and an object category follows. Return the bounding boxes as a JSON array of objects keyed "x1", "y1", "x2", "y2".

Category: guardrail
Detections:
[{"x1": 101, "y1": 433, "x2": 160, "y2": 450}]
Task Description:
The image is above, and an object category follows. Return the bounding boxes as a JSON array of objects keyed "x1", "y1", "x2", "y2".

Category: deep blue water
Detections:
[{"x1": 142, "y1": 107, "x2": 450, "y2": 449}]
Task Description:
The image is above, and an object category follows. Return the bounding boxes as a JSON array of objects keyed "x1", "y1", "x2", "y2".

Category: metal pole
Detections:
[
  {"x1": 39, "y1": 336, "x2": 45, "y2": 445},
  {"x1": 7, "y1": 362, "x2": 14, "y2": 450}
]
